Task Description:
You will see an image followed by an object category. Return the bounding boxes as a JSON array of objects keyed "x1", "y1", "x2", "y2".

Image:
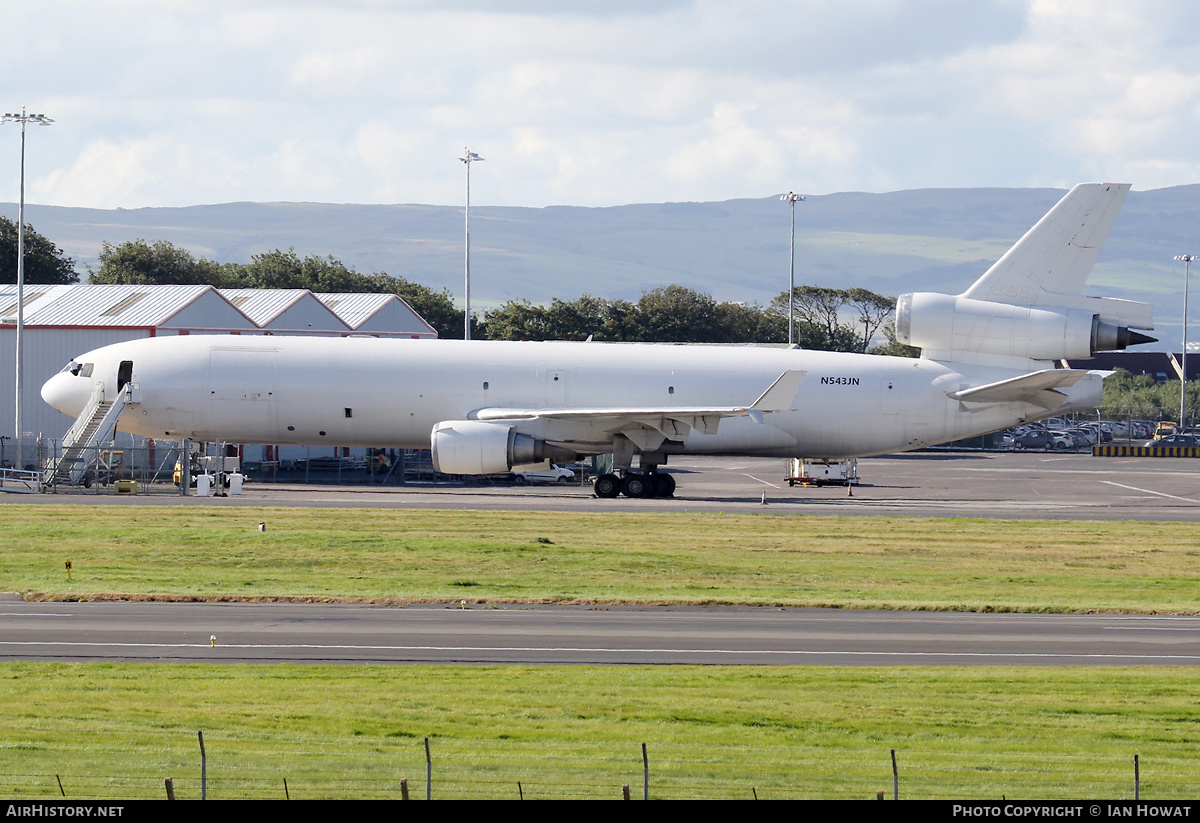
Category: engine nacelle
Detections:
[
  {"x1": 895, "y1": 292, "x2": 1152, "y2": 361},
  {"x1": 430, "y1": 420, "x2": 574, "y2": 475}
]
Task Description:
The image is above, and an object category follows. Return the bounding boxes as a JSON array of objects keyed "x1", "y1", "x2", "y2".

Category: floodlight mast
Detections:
[
  {"x1": 780, "y1": 192, "x2": 806, "y2": 346},
  {"x1": 460, "y1": 147, "x2": 484, "y2": 340},
  {"x1": 1, "y1": 107, "x2": 53, "y2": 471},
  {"x1": 1176, "y1": 254, "x2": 1195, "y2": 429}
]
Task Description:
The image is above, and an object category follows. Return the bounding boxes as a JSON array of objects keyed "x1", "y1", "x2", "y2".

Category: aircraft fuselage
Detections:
[{"x1": 41, "y1": 334, "x2": 1102, "y2": 461}]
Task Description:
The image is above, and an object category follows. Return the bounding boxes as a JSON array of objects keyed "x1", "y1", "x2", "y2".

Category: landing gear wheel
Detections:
[
  {"x1": 622, "y1": 474, "x2": 650, "y2": 498},
  {"x1": 594, "y1": 473, "x2": 621, "y2": 498},
  {"x1": 655, "y1": 473, "x2": 675, "y2": 498}
]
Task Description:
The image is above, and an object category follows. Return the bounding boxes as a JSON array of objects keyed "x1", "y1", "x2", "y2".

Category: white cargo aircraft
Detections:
[{"x1": 42, "y1": 182, "x2": 1154, "y2": 498}]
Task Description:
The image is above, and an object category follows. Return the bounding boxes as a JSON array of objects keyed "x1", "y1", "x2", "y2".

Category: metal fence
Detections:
[
  {"x1": 0, "y1": 735, "x2": 1185, "y2": 800},
  {"x1": 31, "y1": 439, "x2": 188, "y2": 496},
  {"x1": 11, "y1": 438, "x2": 594, "y2": 494}
]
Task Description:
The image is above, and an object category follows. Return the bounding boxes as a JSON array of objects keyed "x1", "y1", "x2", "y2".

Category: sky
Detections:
[{"x1": 3, "y1": 0, "x2": 1200, "y2": 210}]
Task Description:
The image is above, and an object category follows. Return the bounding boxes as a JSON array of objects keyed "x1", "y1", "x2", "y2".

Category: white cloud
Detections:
[{"x1": 5, "y1": 0, "x2": 1200, "y2": 208}]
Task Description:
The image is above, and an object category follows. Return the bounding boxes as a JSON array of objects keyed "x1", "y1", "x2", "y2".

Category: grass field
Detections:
[
  {"x1": 1, "y1": 504, "x2": 1197, "y2": 799},
  {"x1": 3, "y1": 505, "x2": 1199, "y2": 612},
  {"x1": 2, "y1": 663, "x2": 1196, "y2": 800}
]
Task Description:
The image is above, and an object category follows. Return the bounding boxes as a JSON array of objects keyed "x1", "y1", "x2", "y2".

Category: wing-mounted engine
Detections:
[
  {"x1": 895, "y1": 292, "x2": 1156, "y2": 363},
  {"x1": 430, "y1": 420, "x2": 576, "y2": 475}
]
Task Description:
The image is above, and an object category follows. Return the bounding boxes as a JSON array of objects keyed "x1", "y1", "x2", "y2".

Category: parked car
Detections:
[
  {"x1": 1154, "y1": 422, "x2": 1179, "y2": 440},
  {"x1": 510, "y1": 463, "x2": 576, "y2": 484},
  {"x1": 1146, "y1": 434, "x2": 1199, "y2": 449},
  {"x1": 1047, "y1": 430, "x2": 1077, "y2": 450},
  {"x1": 1066, "y1": 427, "x2": 1097, "y2": 447},
  {"x1": 1014, "y1": 429, "x2": 1055, "y2": 450}
]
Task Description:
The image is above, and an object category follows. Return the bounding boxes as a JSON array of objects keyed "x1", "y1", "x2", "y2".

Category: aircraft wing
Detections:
[
  {"x1": 473, "y1": 370, "x2": 805, "y2": 448},
  {"x1": 947, "y1": 369, "x2": 1090, "y2": 411}
]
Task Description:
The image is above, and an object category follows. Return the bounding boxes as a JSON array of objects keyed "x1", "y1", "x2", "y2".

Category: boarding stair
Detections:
[
  {"x1": 0, "y1": 467, "x2": 42, "y2": 494},
  {"x1": 47, "y1": 382, "x2": 130, "y2": 487}
]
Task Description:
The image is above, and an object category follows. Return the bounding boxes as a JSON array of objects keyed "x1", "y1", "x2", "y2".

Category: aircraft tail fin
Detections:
[
  {"x1": 895, "y1": 182, "x2": 1155, "y2": 366},
  {"x1": 962, "y1": 183, "x2": 1130, "y2": 307}
]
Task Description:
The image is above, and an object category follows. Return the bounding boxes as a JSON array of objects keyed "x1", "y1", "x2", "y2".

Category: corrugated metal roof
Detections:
[
  {"x1": 19, "y1": 284, "x2": 218, "y2": 327},
  {"x1": 218, "y1": 289, "x2": 350, "y2": 331},
  {"x1": 313, "y1": 292, "x2": 394, "y2": 328},
  {"x1": 314, "y1": 292, "x2": 437, "y2": 336},
  {"x1": 218, "y1": 289, "x2": 310, "y2": 326},
  {"x1": 0, "y1": 285, "x2": 434, "y2": 335},
  {"x1": 0, "y1": 285, "x2": 73, "y2": 320}
]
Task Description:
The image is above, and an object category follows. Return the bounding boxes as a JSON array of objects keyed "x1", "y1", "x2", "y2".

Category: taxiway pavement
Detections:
[{"x1": 7, "y1": 451, "x2": 1200, "y2": 521}]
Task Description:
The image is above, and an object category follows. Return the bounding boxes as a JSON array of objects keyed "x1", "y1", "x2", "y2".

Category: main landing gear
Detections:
[{"x1": 593, "y1": 471, "x2": 676, "y2": 499}]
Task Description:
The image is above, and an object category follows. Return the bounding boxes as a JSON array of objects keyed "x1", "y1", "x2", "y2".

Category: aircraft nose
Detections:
[{"x1": 41, "y1": 372, "x2": 88, "y2": 417}]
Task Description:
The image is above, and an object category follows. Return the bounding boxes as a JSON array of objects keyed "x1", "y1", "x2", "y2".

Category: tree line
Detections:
[
  {"x1": 3, "y1": 221, "x2": 911, "y2": 352},
  {"x1": 1099, "y1": 368, "x2": 1200, "y2": 425}
]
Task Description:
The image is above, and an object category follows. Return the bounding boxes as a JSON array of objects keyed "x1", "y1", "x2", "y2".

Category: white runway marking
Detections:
[
  {"x1": 0, "y1": 612, "x2": 72, "y2": 617},
  {"x1": 741, "y1": 474, "x2": 782, "y2": 489},
  {"x1": 0, "y1": 640, "x2": 1196, "y2": 663},
  {"x1": 1099, "y1": 480, "x2": 1198, "y2": 503}
]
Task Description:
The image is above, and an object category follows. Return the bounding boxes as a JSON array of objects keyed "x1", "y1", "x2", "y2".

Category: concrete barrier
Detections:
[{"x1": 1093, "y1": 445, "x2": 1200, "y2": 457}]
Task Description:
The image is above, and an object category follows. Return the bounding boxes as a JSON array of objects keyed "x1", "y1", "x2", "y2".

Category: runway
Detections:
[{"x1": 3, "y1": 596, "x2": 1198, "y2": 666}]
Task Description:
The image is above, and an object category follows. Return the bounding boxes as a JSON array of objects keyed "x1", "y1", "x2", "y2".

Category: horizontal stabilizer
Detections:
[{"x1": 947, "y1": 369, "x2": 1089, "y2": 410}]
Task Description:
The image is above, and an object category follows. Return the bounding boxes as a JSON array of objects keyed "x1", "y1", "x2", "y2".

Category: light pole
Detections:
[
  {"x1": 459, "y1": 147, "x2": 483, "y2": 340},
  {"x1": 780, "y1": 192, "x2": 805, "y2": 346},
  {"x1": 2, "y1": 107, "x2": 53, "y2": 470},
  {"x1": 1176, "y1": 254, "x2": 1195, "y2": 430}
]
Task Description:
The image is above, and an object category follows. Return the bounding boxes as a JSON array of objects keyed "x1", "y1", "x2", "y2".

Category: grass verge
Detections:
[
  {"x1": 1, "y1": 505, "x2": 1197, "y2": 612},
  {"x1": 1, "y1": 663, "x2": 1196, "y2": 800}
]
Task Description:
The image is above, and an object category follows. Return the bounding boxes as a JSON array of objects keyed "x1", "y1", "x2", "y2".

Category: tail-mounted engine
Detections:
[{"x1": 895, "y1": 292, "x2": 1155, "y2": 362}]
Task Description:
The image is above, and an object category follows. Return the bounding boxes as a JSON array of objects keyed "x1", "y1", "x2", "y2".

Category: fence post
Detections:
[
  {"x1": 181, "y1": 439, "x2": 190, "y2": 496},
  {"x1": 642, "y1": 742, "x2": 649, "y2": 800},
  {"x1": 164, "y1": 777, "x2": 175, "y2": 800},
  {"x1": 1135, "y1": 754, "x2": 1140, "y2": 800},
  {"x1": 891, "y1": 749, "x2": 898, "y2": 800},
  {"x1": 425, "y1": 737, "x2": 431, "y2": 800},
  {"x1": 198, "y1": 730, "x2": 206, "y2": 800}
]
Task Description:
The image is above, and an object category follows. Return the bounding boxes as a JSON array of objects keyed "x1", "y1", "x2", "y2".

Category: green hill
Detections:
[{"x1": 3, "y1": 184, "x2": 1193, "y2": 346}]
